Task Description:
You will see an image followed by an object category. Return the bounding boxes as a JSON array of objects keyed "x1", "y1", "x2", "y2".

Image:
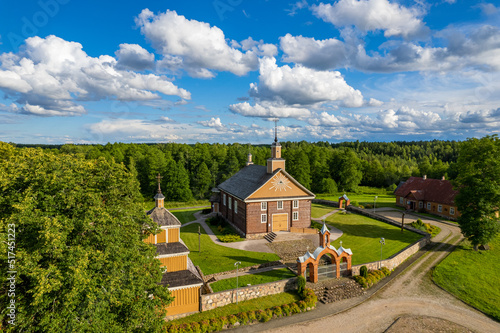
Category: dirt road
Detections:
[{"x1": 261, "y1": 211, "x2": 500, "y2": 333}]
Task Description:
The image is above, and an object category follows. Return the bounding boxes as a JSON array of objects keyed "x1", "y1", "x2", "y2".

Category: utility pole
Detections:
[
  {"x1": 234, "y1": 261, "x2": 241, "y2": 304},
  {"x1": 198, "y1": 225, "x2": 201, "y2": 252}
]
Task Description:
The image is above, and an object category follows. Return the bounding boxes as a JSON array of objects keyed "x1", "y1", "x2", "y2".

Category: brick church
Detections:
[{"x1": 210, "y1": 127, "x2": 315, "y2": 238}]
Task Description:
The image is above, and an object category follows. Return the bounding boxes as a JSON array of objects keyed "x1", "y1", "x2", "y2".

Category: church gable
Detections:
[{"x1": 247, "y1": 170, "x2": 312, "y2": 200}]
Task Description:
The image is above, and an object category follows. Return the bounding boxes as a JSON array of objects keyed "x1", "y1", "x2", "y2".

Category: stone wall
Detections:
[
  {"x1": 200, "y1": 278, "x2": 297, "y2": 311},
  {"x1": 351, "y1": 235, "x2": 430, "y2": 275},
  {"x1": 312, "y1": 199, "x2": 339, "y2": 208}
]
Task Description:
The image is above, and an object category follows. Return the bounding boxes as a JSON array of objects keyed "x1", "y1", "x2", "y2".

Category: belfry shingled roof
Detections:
[{"x1": 146, "y1": 207, "x2": 181, "y2": 227}]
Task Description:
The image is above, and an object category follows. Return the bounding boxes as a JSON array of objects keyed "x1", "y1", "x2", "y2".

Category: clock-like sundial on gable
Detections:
[{"x1": 269, "y1": 173, "x2": 292, "y2": 192}]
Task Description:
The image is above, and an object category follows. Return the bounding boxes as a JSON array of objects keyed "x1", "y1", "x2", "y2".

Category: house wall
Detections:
[
  {"x1": 396, "y1": 196, "x2": 460, "y2": 220},
  {"x1": 166, "y1": 286, "x2": 200, "y2": 316},
  {"x1": 168, "y1": 228, "x2": 180, "y2": 243},
  {"x1": 159, "y1": 255, "x2": 187, "y2": 271}
]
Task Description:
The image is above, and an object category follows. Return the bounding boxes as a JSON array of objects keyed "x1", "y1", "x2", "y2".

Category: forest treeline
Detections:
[{"x1": 13, "y1": 140, "x2": 462, "y2": 201}]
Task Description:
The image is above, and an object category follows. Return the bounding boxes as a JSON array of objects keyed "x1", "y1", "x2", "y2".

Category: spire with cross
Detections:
[
  {"x1": 156, "y1": 173, "x2": 163, "y2": 194},
  {"x1": 274, "y1": 119, "x2": 278, "y2": 143}
]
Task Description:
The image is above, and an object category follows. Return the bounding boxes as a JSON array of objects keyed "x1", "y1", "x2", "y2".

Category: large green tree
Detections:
[
  {"x1": 454, "y1": 135, "x2": 500, "y2": 250},
  {"x1": 0, "y1": 142, "x2": 172, "y2": 332}
]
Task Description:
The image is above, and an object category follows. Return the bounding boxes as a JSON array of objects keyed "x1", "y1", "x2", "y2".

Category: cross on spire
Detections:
[
  {"x1": 274, "y1": 119, "x2": 278, "y2": 143},
  {"x1": 156, "y1": 173, "x2": 163, "y2": 194}
]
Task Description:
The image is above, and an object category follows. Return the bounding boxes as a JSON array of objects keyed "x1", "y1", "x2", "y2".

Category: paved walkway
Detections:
[
  {"x1": 311, "y1": 209, "x2": 343, "y2": 241},
  {"x1": 182, "y1": 211, "x2": 335, "y2": 253}
]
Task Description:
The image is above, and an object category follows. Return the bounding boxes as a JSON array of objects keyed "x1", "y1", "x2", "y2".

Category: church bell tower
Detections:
[{"x1": 267, "y1": 120, "x2": 286, "y2": 174}]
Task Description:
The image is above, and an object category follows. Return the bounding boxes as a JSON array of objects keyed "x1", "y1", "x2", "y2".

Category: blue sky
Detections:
[{"x1": 0, "y1": 0, "x2": 499, "y2": 144}]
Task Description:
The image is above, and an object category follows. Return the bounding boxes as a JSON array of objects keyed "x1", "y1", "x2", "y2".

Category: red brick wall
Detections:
[{"x1": 246, "y1": 199, "x2": 312, "y2": 234}]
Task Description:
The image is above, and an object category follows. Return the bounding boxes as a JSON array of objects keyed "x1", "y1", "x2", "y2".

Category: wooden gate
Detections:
[{"x1": 272, "y1": 213, "x2": 288, "y2": 232}]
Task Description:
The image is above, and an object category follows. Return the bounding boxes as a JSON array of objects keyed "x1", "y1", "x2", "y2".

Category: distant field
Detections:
[
  {"x1": 433, "y1": 235, "x2": 500, "y2": 321},
  {"x1": 316, "y1": 186, "x2": 397, "y2": 209},
  {"x1": 325, "y1": 212, "x2": 423, "y2": 265},
  {"x1": 143, "y1": 199, "x2": 210, "y2": 210}
]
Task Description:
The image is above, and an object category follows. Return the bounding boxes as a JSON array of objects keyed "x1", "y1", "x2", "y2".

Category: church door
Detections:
[{"x1": 272, "y1": 213, "x2": 288, "y2": 232}]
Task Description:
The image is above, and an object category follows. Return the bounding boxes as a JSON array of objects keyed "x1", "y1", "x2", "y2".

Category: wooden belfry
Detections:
[
  {"x1": 297, "y1": 222, "x2": 353, "y2": 282},
  {"x1": 154, "y1": 173, "x2": 165, "y2": 208}
]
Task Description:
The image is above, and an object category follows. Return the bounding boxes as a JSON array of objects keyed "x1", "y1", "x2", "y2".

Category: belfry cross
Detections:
[
  {"x1": 274, "y1": 119, "x2": 279, "y2": 143},
  {"x1": 156, "y1": 173, "x2": 163, "y2": 194}
]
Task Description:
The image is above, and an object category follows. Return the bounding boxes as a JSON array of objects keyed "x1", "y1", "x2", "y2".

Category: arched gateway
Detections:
[{"x1": 297, "y1": 222, "x2": 353, "y2": 283}]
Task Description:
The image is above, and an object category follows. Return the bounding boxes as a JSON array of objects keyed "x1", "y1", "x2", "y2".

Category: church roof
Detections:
[
  {"x1": 155, "y1": 242, "x2": 189, "y2": 256},
  {"x1": 147, "y1": 207, "x2": 181, "y2": 227},
  {"x1": 218, "y1": 164, "x2": 314, "y2": 200}
]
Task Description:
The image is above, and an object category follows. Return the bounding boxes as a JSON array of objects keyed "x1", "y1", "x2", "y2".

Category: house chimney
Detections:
[
  {"x1": 441, "y1": 175, "x2": 445, "y2": 180},
  {"x1": 423, "y1": 175, "x2": 427, "y2": 180},
  {"x1": 246, "y1": 152, "x2": 254, "y2": 166}
]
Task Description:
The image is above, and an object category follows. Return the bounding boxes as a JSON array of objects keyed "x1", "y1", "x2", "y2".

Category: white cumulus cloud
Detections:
[
  {"x1": 135, "y1": 9, "x2": 275, "y2": 78},
  {"x1": 312, "y1": 0, "x2": 428, "y2": 38},
  {"x1": 0, "y1": 35, "x2": 190, "y2": 117}
]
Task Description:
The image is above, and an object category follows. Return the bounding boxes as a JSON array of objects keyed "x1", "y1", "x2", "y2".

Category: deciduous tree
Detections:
[
  {"x1": 454, "y1": 135, "x2": 500, "y2": 250},
  {"x1": 0, "y1": 142, "x2": 172, "y2": 332}
]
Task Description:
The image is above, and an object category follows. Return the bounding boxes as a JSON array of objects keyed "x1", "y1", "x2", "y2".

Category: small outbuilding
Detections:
[{"x1": 338, "y1": 194, "x2": 350, "y2": 209}]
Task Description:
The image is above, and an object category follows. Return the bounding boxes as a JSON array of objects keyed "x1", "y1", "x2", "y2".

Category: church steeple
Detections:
[
  {"x1": 154, "y1": 173, "x2": 165, "y2": 208},
  {"x1": 267, "y1": 119, "x2": 285, "y2": 173}
]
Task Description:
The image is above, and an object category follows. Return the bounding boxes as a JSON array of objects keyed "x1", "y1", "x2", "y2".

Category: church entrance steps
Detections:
[
  {"x1": 307, "y1": 278, "x2": 365, "y2": 304},
  {"x1": 263, "y1": 232, "x2": 277, "y2": 243}
]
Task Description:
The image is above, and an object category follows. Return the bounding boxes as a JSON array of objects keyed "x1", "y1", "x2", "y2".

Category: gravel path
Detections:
[{"x1": 232, "y1": 209, "x2": 500, "y2": 333}]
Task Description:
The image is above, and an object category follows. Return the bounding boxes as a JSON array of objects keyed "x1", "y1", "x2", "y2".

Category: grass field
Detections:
[
  {"x1": 170, "y1": 208, "x2": 201, "y2": 224},
  {"x1": 210, "y1": 268, "x2": 296, "y2": 292},
  {"x1": 433, "y1": 235, "x2": 500, "y2": 321},
  {"x1": 170, "y1": 291, "x2": 300, "y2": 324},
  {"x1": 317, "y1": 186, "x2": 397, "y2": 209},
  {"x1": 325, "y1": 212, "x2": 423, "y2": 265},
  {"x1": 181, "y1": 223, "x2": 280, "y2": 275},
  {"x1": 311, "y1": 203, "x2": 337, "y2": 219},
  {"x1": 206, "y1": 221, "x2": 244, "y2": 242},
  {"x1": 143, "y1": 199, "x2": 210, "y2": 210}
]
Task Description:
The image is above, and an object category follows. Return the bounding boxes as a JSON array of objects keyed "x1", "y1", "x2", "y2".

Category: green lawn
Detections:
[
  {"x1": 325, "y1": 212, "x2": 423, "y2": 265},
  {"x1": 317, "y1": 186, "x2": 397, "y2": 209},
  {"x1": 171, "y1": 208, "x2": 201, "y2": 224},
  {"x1": 170, "y1": 291, "x2": 300, "y2": 324},
  {"x1": 311, "y1": 203, "x2": 337, "y2": 219},
  {"x1": 181, "y1": 223, "x2": 280, "y2": 275},
  {"x1": 210, "y1": 268, "x2": 296, "y2": 292},
  {"x1": 433, "y1": 235, "x2": 500, "y2": 321}
]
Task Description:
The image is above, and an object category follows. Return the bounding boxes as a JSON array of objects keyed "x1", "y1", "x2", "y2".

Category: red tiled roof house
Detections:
[{"x1": 394, "y1": 175, "x2": 460, "y2": 220}]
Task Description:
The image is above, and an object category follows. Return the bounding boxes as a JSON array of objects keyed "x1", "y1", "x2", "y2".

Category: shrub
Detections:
[
  {"x1": 380, "y1": 267, "x2": 391, "y2": 276},
  {"x1": 365, "y1": 203, "x2": 373, "y2": 209},
  {"x1": 219, "y1": 316, "x2": 228, "y2": 329},
  {"x1": 387, "y1": 183, "x2": 397, "y2": 192},
  {"x1": 354, "y1": 275, "x2": 368, "y2": 288},
  {"x1": 358, "y1": 205, "x2": 365, "y2": 209},
  {"x1": 297, "y1": 275, "x2": 306, "y2": 296},
  {"x1": 227, "y1": 314, "x2": 238, "y2": 326},
  {"x1": 255, "y1": 309, "x2": 265, "y2": 321},
  {"x1": 199, "y1": 320, "x2": 210, "y2": 333},
  {"x1": 209, "y1": 317, "x2": 223, "y2": 331},
  {"x1": 351, "y1": 200, "x2": 359, "y2": 207},
  {"x1": 289, "y1": 302, "x2": 301, "y2": 314},
  {"x1": 218, "y1": 234, "x2": 241, "y2": 242},
  {"x1": 302, "y1": 288, "x2": 318, "y2": 307},
  {"x1": 281, "y1": 303, "x2": 291, "y2": 316},
  {"x1": 360, "y1": 265, "x2": 368, "y2": 278},
  {"x1": 202, "y1": 208, "x2": 211, "y2": 214},
  {"x1": 165, "y1": 323, "x2": 180, "y2": 333},
  {"x1": 247, "y1": 310, "x2": 257, "y2": 322},
  {"x1": 298, "y1": 300, "x2": 307, "y2": 311},
  {"x1": 190, "y1": 321, "x2": 201, "y2": 333},
  {"x1": 263, "y1": 308, "x2": 273, "y2": 322},
  {"x1": 236, "y1": 312, "x2": 249, "y2": 325},
  {"x1": 272, "y1": 305, "x2": 283, "y2": 317},
  {"x1": 178, "y1": 323, "x2": 191, "y2": 333}
]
